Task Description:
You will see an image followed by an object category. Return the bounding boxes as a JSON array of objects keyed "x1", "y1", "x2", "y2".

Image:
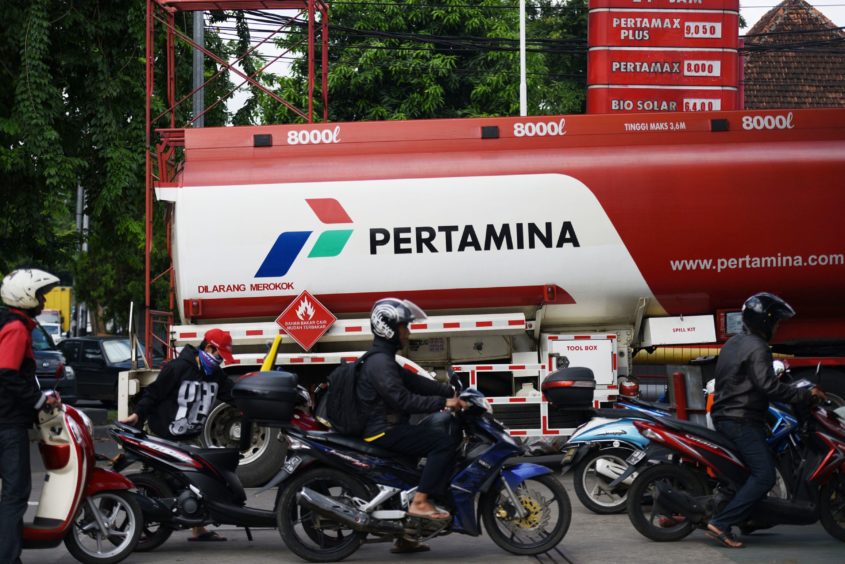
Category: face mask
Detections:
[{"x1": 198, "y1": 349, "x2": 222, "y2": 376}]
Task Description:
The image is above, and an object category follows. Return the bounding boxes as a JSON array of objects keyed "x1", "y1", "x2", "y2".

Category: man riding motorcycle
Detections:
[
  {"x1": 707, "y1": 292, "x2": 825, "y2": 548},
  {"x1": 357, "y1": 298, "x2": 467, "y2": 553}
]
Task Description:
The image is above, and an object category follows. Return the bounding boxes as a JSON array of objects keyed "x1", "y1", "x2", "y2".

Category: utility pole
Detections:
[
  {"x1": 519, "y1": 0, "x2": 527, "y2": 116},
  {"x1": 193, "y1": 11, "x2": 205, "y2": 127}
]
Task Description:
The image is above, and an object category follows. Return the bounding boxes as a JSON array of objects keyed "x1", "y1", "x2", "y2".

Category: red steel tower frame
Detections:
[{"x1": 144, "y1": 0, "x2": 329, "y2": 359}]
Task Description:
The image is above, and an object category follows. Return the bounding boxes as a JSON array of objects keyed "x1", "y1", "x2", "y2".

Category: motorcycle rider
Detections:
[
  {"x1": 358, "y1": 298, "x2": 467, "y2": 553},
  {"x1": 120, "y1": 327, "x2": 235, "y2": 542},
  {"x1": 0, "y1": 268, "x2": 62, "y2": 564},
  {"x1": 707, "y1": 292, "x2": 825, "y2": 548}
]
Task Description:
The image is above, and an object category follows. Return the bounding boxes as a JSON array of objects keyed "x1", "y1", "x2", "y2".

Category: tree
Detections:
[
  {"x1": 259, "y1": 0, "x2": 588, "y2": 123},
  {"x1": 1, "y1": 1, "x2": 238, "y2": 332}
]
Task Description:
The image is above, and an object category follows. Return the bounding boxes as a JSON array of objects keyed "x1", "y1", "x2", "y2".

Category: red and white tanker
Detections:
[{"x1": 132, "y1": 108, "x2": 845, "y2": 485}]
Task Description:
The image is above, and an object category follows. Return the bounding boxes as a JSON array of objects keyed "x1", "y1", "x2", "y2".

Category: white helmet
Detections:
[{"x1": 1, "y1": 269, "x2": 60, "y2": 309}]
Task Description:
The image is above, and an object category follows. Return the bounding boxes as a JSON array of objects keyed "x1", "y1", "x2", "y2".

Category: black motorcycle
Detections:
[{"x1": 109, "y1": 383, "x2": 313, "y2": 551}]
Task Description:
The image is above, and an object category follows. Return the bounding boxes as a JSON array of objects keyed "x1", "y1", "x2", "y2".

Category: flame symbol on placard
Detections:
[{"x1": 296, "y1": 297, "x2": 315, "y2": 321}]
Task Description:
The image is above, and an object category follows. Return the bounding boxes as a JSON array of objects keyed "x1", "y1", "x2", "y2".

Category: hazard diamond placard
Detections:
[{"x1": 275, "y1": 291, "x2": 337, "y2": 351}]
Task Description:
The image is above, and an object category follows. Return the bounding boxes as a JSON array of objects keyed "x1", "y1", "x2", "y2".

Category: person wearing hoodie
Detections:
[{"x1": 120, "y1": 327, "x2": 235, "y2": 542}]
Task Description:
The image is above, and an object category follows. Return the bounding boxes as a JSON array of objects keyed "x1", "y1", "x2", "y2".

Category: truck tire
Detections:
[{"x1": 201, "y1": 401, "x2": 285, "y2": 487}]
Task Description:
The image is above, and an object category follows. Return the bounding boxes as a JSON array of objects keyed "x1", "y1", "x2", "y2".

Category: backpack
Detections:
[{"x1": 316, "y1": 351, "x2": 376, "y2": 436}]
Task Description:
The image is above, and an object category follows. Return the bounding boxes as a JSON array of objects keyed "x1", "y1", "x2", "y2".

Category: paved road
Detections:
[{"x1": 19, "y1": 430, "x2": 845, "y2": 563}]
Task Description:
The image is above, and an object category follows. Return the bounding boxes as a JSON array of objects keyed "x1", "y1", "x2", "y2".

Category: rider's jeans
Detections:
[
  {"x1": 373, "y1": 419, "x2": 458, "y2": 502},
  {"x1": 709, "y1": 419, "x2": 776, "y2": 531},
  {"x1": 0, "y1": 426, "x2": 31, "y2": 564}
]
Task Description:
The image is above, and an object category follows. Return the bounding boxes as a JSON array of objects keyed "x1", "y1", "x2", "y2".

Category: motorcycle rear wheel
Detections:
[
  {"x1": 277, "y1": 467, "x2": 369, "y2": 562},
  {"x1": 480, "y1": 473, "x2": 572, "y2": 555},
  {"x1": 573, "y1": 446, "x2": 635, "y2": 514},
  {"x1": 819, "y1": 474, "x2": 845, "y2": 542},
  {"x1": 126, "y1": 472, "x2": 175, "y2": 551},
  {"x1": 626, "y1": 464, "x2": 706, "y2": 542},
  {"x1": 63, "y1": 490, "x2": 143, "y2": 564}
]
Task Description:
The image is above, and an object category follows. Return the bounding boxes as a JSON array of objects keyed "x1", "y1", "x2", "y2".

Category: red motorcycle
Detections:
[
  {"x1": 24, "y1": 403, "x2": 143, "y2": 564},
  {"x1": 625, "y1": 380, "x2": 845, "y2": 543}
]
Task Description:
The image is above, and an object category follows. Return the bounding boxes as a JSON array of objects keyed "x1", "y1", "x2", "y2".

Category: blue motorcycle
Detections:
[
  {"x1": 562, "y1": 398, "x2": 797, "y2": 514},
  {"x1": 275, "y1": 388, "x2": 572, "y2": 562}
]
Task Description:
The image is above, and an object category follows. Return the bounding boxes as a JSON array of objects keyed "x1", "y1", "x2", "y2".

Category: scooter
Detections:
[
  {"x1": 625, "y1": 379, "x2": 845, "y2": 543},
  {"x1": 23, "y1": 402, "x2": 143, "y2": 564},
  {"x1": 276, "y1": 386, "x2": 572, "y2": 562},
  {"x1": 110, "y1": 384, "x2": 320, "y2": 551}
]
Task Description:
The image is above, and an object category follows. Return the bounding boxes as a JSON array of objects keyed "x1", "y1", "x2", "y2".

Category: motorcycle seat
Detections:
[
  {"x1": 185, "y1": 446, "x2": 241, "y2": 473},
  {"x1": 305, "y1": 431, "x2": 403, "y2": 460},
  {"x1": 655, "y1": 417, "x2": 739, "y2": 451},
  {"x1": 618, "y1": 398, "x2": 674, "y2": 413}
]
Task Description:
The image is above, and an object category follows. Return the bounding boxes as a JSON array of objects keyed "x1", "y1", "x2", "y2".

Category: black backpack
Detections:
[{"x1": 316, "y1": 351, "x2": 376, "y2": 436}]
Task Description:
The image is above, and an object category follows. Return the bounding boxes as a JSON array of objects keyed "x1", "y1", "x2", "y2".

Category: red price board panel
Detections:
[
  {"x1": 588, "y1": 48, "x2": 738, "y2": 86},
  {"x1": 587, "y1": 85, "x2": 738, "y2": 113},
  {"x1": 589, "y1": 0, "x2": 738, "y2": 10},
  {"x1": 589, "y1": 10, "x2": 739, "y2": 48}
]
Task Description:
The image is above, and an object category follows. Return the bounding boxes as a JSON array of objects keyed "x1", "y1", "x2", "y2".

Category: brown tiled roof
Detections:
[{"x1": 743, "y1": 0, "x2": 845, "y2": 108}]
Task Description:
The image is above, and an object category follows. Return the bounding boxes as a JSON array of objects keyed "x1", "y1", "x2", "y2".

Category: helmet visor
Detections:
[{"x1": 401, "y1": 300, "x2": 427, "y2": 323}]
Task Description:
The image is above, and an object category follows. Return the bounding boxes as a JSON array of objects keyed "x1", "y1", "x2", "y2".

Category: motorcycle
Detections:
[
  {"x1": 625, "y1": 379, "x2": 845, "y2": 543},
  {"x1": 561, "y1": 397, "x2": 670, "y2": 514},
  {"x1": 23, "y1": 402, "x2": 143, "y2": 564},
  {"x1": 563, "y1": 397, "x2": 795, "y2": 514},
  {"x1": 275, "y1": 387, "x2": 572, "y2": 562},
  {"x1": 109, "y1": 384, "x2": 320, "y2": 552}
]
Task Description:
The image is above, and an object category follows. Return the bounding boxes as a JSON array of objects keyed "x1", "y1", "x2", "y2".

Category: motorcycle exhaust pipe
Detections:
[{"x1": 296, "y1": 488, "x2": 403, "y2": 534}]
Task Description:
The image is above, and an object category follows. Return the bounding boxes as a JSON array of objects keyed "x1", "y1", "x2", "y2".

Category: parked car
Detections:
[
  {"x1": 40, "y1": 321, "x2": 64, "y2": 344},
  {"x1": 58, "y1": 336, "x2": 160, "y2": 406},
  {"x1": 32, "y1": 322, "x2": 77, "y2": 404}
]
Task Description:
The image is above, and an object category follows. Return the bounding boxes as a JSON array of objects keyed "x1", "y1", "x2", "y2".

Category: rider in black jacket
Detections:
[
  {"x1": 358, "y1": 298, "x2": 466, "y2": 552},
  {"x1": 707, "y1": 292, "x2": 824, "y2": 548}
]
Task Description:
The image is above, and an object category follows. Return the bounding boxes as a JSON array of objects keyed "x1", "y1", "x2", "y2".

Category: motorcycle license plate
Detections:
[
  {"x1": 626, "y1": 450, "x2": 646, "y2": 465},
  {"x1": 283, "y1": 455, "x2": 302, "y2": 474}
]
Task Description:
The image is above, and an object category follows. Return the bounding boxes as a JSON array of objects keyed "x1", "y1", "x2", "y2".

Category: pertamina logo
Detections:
[
  {"x1": 256, "y1": 196, "x2": 581, "y2": 278},
  {"x1": 256, "y1": 198, "x2": 353, "y2": 277},
  {"x1": 275, "y1": 290, "x2": 337, "y2": 351}
]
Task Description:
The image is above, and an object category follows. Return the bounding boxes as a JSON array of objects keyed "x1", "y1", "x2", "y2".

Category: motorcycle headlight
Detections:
[{"x1": 64, "y1": 365, "x2": 75, "y2": 381}]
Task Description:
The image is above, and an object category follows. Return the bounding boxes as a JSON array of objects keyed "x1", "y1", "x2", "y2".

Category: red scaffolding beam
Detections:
[{"x1": 144, "y1": 0, "x2": 329, "y2": 361}]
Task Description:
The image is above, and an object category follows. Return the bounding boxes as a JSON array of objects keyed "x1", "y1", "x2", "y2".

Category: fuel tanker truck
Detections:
[{"x1": 124, "y1": 107, "x2": 845, "y2": 486}]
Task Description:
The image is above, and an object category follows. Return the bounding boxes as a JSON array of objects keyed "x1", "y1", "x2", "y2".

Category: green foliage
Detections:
[
  {"x1": 0, "y1": 2, "x2": 236, "y2": 331},
  {"x1": 260, "y1": 0, "x2": 587, "y2": 123}
]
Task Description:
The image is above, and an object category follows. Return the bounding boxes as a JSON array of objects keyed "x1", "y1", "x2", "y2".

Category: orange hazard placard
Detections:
[{"x1": 275, "y1": 291, "x2": 337, "y2": 351}]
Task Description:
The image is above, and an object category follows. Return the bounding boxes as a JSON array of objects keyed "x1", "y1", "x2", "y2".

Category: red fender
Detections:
[{"x1": 84, "y1": 466, "x2": 135, "y2": 497}]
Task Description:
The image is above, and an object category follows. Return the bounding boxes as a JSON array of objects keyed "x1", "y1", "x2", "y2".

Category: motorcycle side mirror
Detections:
[{"x1": 448, "y1": 368, "x2": 463, "y2": 393}]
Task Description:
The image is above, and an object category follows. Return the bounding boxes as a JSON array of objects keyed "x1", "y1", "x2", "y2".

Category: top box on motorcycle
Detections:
[
  {"x1": 231, "y1": 370, "x2": 300, "y2": 426},
  {"x1": 542, "y1": 367, "x2": 596, "y2": 408}
]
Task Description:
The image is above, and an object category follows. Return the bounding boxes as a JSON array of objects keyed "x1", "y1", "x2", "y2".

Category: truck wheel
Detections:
[{"x1": 201, "y1": 401, "x2": 285, "y2": 487}]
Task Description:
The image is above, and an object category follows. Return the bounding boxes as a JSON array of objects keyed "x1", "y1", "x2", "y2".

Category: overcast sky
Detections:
[{"x1": 741, "y1": 0, "x2": 845, "y2": 28}]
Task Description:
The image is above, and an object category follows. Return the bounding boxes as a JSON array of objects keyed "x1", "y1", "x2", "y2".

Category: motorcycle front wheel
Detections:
[
  {"x1": 626, "y1": 464, "x2": 706, "y2": 542},
  {"x1": 573, "y1": 446, "x2": 636, "y2": 514},
  {"x1": 276, "y1": 467, "x2": 369, "y2": 562},
  {"x1": 480, "y1": 473, "x2": 572, "y2": 555},
  {"x1": 63, "y1": 490, "x2": 143, "y2": 564}
]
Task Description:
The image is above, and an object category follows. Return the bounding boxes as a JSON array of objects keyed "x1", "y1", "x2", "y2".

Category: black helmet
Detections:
[
  {"x1": 742, "y1": 292, "x2": 795, "y2": 341},
  {"x1": 370, "y1": 298, "x2": 426, "y2": 341}
]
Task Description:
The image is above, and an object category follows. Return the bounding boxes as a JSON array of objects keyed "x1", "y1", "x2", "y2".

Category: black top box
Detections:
[
  {"x1": 231, "y1": 370, "x2": 300, "y2": 426},
  {"x1": 542, "y1": 367, "x2": 596, "y2": 408}
]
